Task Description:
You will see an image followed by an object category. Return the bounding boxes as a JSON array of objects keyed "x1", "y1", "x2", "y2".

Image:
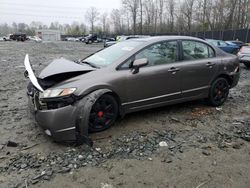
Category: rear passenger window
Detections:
[{"x1": 182, "y1": 41, "x2": 215, "y2": 60}]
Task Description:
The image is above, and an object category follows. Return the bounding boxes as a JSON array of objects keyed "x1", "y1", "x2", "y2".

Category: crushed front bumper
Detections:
[
  {"x1": 28, "y1": 95, "x2": 78, "y2": 142},
  {"x1": 27, "y1": 86, "x2": 102, "y2": 146}
]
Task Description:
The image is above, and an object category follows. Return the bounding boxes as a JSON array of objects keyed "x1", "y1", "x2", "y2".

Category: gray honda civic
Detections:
[{"x1": 25, "y1": 36, "x2": 240, "y2": 145}]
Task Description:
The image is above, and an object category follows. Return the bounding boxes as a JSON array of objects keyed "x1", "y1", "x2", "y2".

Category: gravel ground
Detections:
[{"x1": 0, "y1": 41, "x2": 249, "y2": 188}]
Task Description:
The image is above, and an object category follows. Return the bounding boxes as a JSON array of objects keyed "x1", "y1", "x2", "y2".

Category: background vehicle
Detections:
[
  {"x1": 85, "y1": 34, "x2": 97, "y2": 44},
  {"x1": 65, "y1": 37, "x2": 77, "y2": 42},
  {"x1": 10, "y1": 32, "x2": 27, "y2": 41},
  {"x1": 2, "y1": 35, "x2": 11, "y2": 41},
  {"x1": 25, "y1": 36, "x2": 240, "y2": 143},
  {"x1": 226, "y1": 40, "x2": 247, "y2": 48},
  {"x1": 104, "y1": 35, "x2": 149, "y2": 47},
  {"x1": 206, "y1": 39, "x2": 240, "y2": 54},
  {"x1": 238, "y1": 46, "x2": 250, "y2": 68},
  {"x1": 28, "y1": 36, "x2": 42, "y2": 43},
  {"x1": 75, "y1": 36, "x2": 85, "y2": 42}
]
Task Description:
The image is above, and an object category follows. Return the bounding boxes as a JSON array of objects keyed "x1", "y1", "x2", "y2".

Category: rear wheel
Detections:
[
  {"x1": 208, "y1": 78, "x2": 229, "y2": 107},
  {"x1": 88, "y1": 94, "x2": 118, "y2": 132}
]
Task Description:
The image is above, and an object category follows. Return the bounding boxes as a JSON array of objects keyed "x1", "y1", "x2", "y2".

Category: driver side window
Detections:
[
  {"x1": 120, "y1": 41, "x2": 178, "y2": 69},
  {"x1": 135, "y1": 41, "x2": 178, "y2": 66}
]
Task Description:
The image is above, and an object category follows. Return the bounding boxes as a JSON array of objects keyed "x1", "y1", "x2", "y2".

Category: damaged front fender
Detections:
[{"x1": 75, "y1": 89, "x2": 113, "y2": 146}]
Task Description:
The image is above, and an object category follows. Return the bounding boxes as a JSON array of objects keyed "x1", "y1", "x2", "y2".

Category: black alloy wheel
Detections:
[
  {"x1": 88, "y1": 94, "x2": 118, "y2": 132},
  {"x1": 208, "y1": 77, "x2": 229, "y2": 107}
]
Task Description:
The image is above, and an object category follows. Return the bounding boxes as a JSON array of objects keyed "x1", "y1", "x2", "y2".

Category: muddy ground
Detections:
[{"x1": 0, "y1": 41, "x2": 249, "y2": 188}]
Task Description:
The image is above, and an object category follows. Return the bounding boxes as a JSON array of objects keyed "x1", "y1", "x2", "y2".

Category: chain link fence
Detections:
[{"x1": 152, "y1": 29, "x2": 250, "y2": 42}]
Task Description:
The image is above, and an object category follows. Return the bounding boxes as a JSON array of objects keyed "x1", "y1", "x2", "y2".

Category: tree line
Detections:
[
  {"x1": 0, "y1": 0, "x2": 249, "y2": 36},
  {"x1": 114, "y1": 0, "x2": 250, "y2": 35}
]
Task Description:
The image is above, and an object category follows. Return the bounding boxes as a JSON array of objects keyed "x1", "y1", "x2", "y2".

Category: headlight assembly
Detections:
[{"x1": 40, "y1": 88, "x2": 76, "y2": 99}]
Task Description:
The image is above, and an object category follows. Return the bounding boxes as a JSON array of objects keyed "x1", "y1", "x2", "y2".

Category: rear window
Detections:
[
  {"x1": 182, "y1": 40, "x2": 215, "y2": 60},
  {"x1": 241, "y1": 47, "x2": 250, "y2": 53}
]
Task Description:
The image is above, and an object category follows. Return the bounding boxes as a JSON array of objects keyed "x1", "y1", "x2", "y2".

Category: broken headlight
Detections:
[{"x1": 40, "y1": 88, "x2": 76, "y2": 99}]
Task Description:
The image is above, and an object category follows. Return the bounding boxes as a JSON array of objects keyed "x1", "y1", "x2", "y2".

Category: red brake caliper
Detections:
[{"x1": 98, "y1": 111, "x2": 104, "y2": 118}]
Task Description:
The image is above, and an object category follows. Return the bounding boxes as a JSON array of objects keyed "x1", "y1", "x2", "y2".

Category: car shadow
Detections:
[{"x1": 91, "y1": 99, "x2": 210, "y2": 142}]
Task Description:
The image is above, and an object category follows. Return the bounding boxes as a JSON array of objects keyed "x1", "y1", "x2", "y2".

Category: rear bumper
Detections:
[{"x1": 230, "y1": 72, "x2": 240, "y2": 88}]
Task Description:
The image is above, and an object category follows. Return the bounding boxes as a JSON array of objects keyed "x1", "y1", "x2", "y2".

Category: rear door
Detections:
[{"x1": 178, "y1": 40, "x2": 220, "y2": 98}]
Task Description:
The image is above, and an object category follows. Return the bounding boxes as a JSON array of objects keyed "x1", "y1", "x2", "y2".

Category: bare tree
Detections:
[
  {"x1": 122, "y1": 0, "x2": 140, "y2": 34},
  {"x1": 110, "y1": 9, "x2": 123, "y2": 34},
  {"x1": 101, "y1": 12, "x2": 109, "y2": 34},
  {"x1": 85, "y1": 7, "x2": 99, "y2": 33},
  {"x1": 139, "y1": 0, "x2": 143, "y2": 34},
  {"x1": 182, "y1": 0, "x2": 196, "y2": 31}
]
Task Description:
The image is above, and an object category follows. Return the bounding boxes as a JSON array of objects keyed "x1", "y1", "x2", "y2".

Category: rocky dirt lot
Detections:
[{"x1": 0, "y1": 41, "x2": 249, "y2": 188}]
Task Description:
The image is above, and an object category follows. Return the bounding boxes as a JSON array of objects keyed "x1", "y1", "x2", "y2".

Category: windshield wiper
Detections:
[{"x1": 79, "y1": 60, "x2": 100, "y2": 69}]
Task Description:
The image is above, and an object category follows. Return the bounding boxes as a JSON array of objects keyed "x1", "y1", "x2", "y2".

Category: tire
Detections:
[
  {"x1": 207, "y1": 77, "x2": 229, "y2": 107},
  {"x1": 244, "y1": 62, "x2": 250, "y2": 68},
  {"x1": 88, "y1": 94, "x2": 118, "y2": 132}
]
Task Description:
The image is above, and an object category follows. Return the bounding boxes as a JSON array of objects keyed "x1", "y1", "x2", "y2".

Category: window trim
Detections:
[
  {"x1": 117, "y1": 39, "x2": 181, "y2": 70},
  {"x1": 180, "y1": 39, "x2": 216, "y2": 62}
]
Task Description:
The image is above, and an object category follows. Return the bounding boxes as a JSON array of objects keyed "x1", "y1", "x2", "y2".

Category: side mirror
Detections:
[{"x1": 132, "y1": 58, "x2": 148, "y2": 74}]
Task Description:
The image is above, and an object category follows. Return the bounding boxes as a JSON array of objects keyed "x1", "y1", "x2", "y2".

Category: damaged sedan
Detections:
[{"x1": 24, "y1": 36, "x2": 240, "y2": 145}]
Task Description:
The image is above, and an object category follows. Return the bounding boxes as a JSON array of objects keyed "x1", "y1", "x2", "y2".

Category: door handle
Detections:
[
  {"x1": 206, "y1": 62, "x2": 215, "y2": 67},
  {"x1": 168, "y1": 67, "x2": 180, "y2": 74}
]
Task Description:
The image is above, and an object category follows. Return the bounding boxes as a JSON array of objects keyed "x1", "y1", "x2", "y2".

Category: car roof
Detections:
[
  {"x1": 227, "y1": 40, "x2": 243, "y2": 42},
  {"x1": 130, "y1": 36, "x2": 207, "y2": 43},
  {"x1": 206, "y1": 39, "x2": 221, "y2": 41}
]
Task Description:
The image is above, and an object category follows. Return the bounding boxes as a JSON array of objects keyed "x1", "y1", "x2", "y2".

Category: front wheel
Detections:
[
  {"x1": 207, "y1": 78, "x2": 229, "y2": 107},
  {"x1": 88, "y1": 94, "x2": 118, "y2": 132}
]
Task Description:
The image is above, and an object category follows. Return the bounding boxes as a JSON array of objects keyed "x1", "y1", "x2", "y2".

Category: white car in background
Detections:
[
  {"x1": 0, "y1": 36, "x2": 11, "y2": 41},
  {"x1": 238, "y1": 46, "x2": 250, "y2": 68},
  {"x1": 65, "y1": 37, "x2": 77, "y2": 42},
  {"x1": 28, "y1": 36, "x2": 42, "y2": 43}
]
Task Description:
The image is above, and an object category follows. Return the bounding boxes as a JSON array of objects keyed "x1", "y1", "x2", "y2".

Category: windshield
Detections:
[{"x1": 84, "y1": 40, "x2": 144, "y2": 67}]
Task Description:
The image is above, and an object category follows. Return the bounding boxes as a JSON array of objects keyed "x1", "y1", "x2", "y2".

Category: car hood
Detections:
[
  {"x1": 39, "y1": 58, "x2": 95, "y2": 79},
  {"x1": 24, "y1": 54, "x2": 97, "y2": 91}
]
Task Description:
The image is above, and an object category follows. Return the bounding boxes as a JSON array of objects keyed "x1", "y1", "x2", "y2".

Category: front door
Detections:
[{"x1": 121, "y1": 40, "x2": 182, "y2": 111}]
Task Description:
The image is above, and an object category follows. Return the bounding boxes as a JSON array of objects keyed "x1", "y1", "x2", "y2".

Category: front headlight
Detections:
[{"x1": 40, "y1": 88, "x2": 76, "y2": 98}]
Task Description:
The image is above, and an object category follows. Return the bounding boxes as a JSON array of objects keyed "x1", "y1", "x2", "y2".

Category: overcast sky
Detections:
[{"x1": 0, "y1": 0, "x2": 121, "y2": 25}]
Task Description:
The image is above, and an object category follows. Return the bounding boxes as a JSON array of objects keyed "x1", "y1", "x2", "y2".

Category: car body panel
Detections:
[
  {"x1": 39, "y1": 58, "x2": 95, "y2": 79},
  {"x1": 178, "y1": 57, "x2": 220, "y2": 98},
  {"x1": 120, "y1": 62, "x2": 182, "y2": 111}
]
